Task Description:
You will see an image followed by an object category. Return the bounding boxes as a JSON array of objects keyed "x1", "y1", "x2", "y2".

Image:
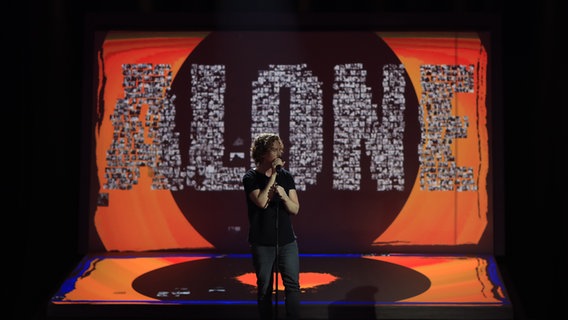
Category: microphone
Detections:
[{"x1": 275, "y1": 164, "x2": 282, "y2": 174}]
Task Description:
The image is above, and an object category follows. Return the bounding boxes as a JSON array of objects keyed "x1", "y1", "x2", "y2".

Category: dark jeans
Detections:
[{"x1": 251, "y1": 241, "x2": 300, "y2": 320}]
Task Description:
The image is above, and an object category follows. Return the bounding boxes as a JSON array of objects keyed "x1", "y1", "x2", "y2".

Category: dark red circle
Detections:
[{"x1": 170, "y1": 31, "x2": 420, "y2": 253}]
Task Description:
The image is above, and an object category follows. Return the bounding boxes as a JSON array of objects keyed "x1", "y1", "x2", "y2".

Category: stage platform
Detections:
[{"x1": 47, "y1": 252, "x2": 513, "y2": 319}]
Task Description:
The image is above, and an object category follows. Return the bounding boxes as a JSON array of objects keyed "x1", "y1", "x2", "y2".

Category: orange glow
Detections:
[
  {"x1": 365, "y1": 255, "x2": 502, "y2": 303},
  {"x1": 95, "y1": 32, "x2": 214, "y2": 251},
  {"x1": 61, "y1": 256, "x2": 208, "y2": 302},
  {"x1": 54, "y1": 254, "x2": 506, "y2": 305},
  {"x1": 93, "y1": 31, "x2": 490, "y2": 251},
  {"x1": 236, "y1": 272, "x2": 340, "y2": 289},
  {"x1": 373, "y1": 33, "x2": 489, "y2": 246}
]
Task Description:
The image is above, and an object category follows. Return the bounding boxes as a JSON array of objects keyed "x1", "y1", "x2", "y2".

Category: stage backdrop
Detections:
[{"x1": 86, "y1": 30, "x2": 493, "y2": 254}]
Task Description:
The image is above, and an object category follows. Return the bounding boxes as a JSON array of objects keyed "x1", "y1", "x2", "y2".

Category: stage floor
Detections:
[{"x1": 48, "y1": 252, "x2": 512, "y2": 319}]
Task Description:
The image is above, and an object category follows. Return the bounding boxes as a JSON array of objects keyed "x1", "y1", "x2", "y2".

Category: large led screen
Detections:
[{"x1": 86, "y1": 30, "x2": 493, "y2": 254}]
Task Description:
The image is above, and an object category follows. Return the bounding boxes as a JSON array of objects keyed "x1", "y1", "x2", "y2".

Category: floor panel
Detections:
[{"x1": 48, "y1": 253, "x2": 512, "y2": 319}]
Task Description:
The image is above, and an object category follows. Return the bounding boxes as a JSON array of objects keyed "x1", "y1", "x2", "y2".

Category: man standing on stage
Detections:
[{"x1": 242, "y1": 132, "x2": 301, "y2": 320}]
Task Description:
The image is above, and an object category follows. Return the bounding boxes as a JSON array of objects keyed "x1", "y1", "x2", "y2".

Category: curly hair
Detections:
[{"x1": 250, "y1": 133, "x2": 283, "y2": 165}]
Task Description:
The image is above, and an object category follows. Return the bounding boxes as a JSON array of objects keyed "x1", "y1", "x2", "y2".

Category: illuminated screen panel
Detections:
[{"x1": 88, "y1": 30, "x2": 492, "y2": 254}]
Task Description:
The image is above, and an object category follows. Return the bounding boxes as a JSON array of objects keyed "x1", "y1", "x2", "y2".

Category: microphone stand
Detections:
[{"x1": 274, "y1": 190, "x2": 280, "y2": 320}]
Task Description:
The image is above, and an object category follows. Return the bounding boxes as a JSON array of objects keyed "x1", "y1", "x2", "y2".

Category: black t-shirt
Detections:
[{"x1": 243, "y1": 168, "x2": 297, "y2": 246}]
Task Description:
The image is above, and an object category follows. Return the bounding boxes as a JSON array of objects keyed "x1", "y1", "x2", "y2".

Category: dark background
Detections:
[{"x1": 11, "y1": 1, "x2": 566, "y2": 319}]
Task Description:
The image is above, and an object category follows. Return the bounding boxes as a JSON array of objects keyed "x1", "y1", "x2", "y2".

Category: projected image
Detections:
[
  {"x1": 51, "y1": 253, "x2": 508, "y2": 306},
  {"x1": 91, "y1": 31, "x2": 490, "y2": 253}
]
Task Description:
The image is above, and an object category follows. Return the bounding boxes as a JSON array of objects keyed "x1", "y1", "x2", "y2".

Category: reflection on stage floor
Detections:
[{"x1": 48, "y1": 252, "x2": 512, "y2": 319}]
